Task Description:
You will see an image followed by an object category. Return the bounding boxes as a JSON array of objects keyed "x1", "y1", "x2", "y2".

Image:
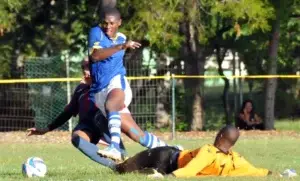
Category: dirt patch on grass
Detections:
[{"x1": 0, "y1": 130, "x2": 299, "y2": 144}]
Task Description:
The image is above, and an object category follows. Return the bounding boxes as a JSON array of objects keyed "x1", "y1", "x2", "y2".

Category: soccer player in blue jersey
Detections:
[{"x1": 88, "y1": 8, "x2": 170, "y2": 161}]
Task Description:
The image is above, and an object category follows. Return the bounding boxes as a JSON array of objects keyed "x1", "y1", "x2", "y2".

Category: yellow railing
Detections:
[{"x1": 0, "y1": 75, "x2": 299, "y2": 84}]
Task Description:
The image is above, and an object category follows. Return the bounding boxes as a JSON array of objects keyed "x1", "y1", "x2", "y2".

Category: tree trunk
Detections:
[
  {"x1": 183, "y1": 60, "x2": 204, "y2": 131},
  {"x1": 248, "y1": 80, "x2": 254, "y2": 99},
  {"x1": 232, "y1": 51, "x2": 238, "y2": 123},
  {"x1": 264, "y1": 12, "x2": 281, "y2": 130},
  {"x1": 216, "y1": 47, "x2": 230, "y2": 125},
  {"x1": 238, "y1": 54, "x2": 243, "y2": 106},
  {"x1": 179, "y1": 4, "x2": 205, "y2": 130}
]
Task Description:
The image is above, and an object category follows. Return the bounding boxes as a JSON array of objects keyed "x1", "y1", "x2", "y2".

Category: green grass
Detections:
[
  {"x1": 275, "y1": 119, "x2": 300, "y2": 132},
  {"x1": 1, "y1": 136, "x2": 300, "y2": 181}
]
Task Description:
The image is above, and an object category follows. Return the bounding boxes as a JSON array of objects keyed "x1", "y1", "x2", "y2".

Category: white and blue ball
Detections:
[{"x1": 22, "y1": 157, "x2": 47, "y2": 177}]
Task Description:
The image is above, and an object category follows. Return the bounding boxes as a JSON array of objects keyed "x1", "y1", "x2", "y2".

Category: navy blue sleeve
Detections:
[
  {"x1": 47, "y1": 84, "x2": 89, "y2": 131},
  {"x1": 64, "y1": 84, "x2": 89, "y2": 116},
  {"x1": 47, "y1": 110, "x2": 73, "y2": 131}
]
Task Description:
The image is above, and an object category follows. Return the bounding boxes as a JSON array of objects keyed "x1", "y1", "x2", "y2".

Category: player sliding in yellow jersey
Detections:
[{"x1": 114, "y1": 125, "x2": 272, "y2": 178}]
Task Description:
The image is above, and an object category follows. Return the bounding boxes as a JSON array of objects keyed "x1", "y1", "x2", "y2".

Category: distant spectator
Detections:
[{"x1": 236, "y1": 99, "x2": 264, "y2": 130}]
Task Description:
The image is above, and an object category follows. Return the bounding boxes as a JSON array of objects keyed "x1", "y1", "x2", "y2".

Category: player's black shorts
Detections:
[
  {"x1": 73, "y1": 112, "x2": 127, "y2": 153},
  {"x1": 73, "y1": 121, "x2": 103, "y2": 144},
  {"x1": 116, "y1": 146, "x2": 180, "y2": 174},
  {"x1": 73, "y1": 111, "x2": 110, "y2": 144}
]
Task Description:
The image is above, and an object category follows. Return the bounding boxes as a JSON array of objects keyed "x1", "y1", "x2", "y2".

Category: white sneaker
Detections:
[
  {"x1": 280, "y1": 169, "x2": 297, "y2": 178},
  {"x1": 97, "y1": 145, "x2": 122, "y2": 162}
]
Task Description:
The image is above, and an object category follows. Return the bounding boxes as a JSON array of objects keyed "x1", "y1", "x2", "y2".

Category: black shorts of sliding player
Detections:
[{"x1": 115, "y1": 146, "x2": 180, "y2": 174}]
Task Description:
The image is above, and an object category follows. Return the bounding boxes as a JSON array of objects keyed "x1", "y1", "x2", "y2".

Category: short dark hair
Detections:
[
  {"x1": 101, "y1": 8, "x2": 121, "y2": 19},
  {"x1": 81, "y1": 57, "x2": 89, "y2": 70},
  {"x1": 215, "y1": 125, "x2": 239, "y2": 145}
]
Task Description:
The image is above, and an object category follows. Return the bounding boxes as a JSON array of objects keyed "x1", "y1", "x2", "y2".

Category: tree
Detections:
[
  {"x1": 0, "y1": 0, "x2": 28, "y2": 78},
  {"x1": 200, "y1": 0, "x2": 273, "y2": 127},
  {"x1": 264, "y1": 0, "x2": 298, "y2": 129},
  {"x1": 119, "y1": 0, "x2": 275, "y2": 130}
]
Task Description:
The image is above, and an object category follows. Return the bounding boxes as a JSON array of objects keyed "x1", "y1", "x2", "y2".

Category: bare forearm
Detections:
[
  {"x1": 255, "y1": 114, "x2": 262, "y2": 123},
  {"x1": 90, "y1": 45, "x2": 124, "y2": 61},
  {"x1": 239, "y1": 114, "x2": 248, "y2": 122}
]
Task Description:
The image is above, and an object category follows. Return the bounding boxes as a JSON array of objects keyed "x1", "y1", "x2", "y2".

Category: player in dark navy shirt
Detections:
[{"x1": 27, "y1": 59, "x2": 124, "y2": 168}]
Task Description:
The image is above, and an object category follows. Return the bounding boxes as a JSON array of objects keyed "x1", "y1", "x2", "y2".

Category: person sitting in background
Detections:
[{"x1": 237, "y1": 99, "x2": 264, "y2": 130}]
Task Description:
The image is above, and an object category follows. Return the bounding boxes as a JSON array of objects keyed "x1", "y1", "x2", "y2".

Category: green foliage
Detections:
[
  {"x1": 0, "y1": 44, "x2": 13, "y2": 78},
  {"x1": 0, "y1": 0, "x2": 27, "y2": 32},
  {"x1": 181, "y1": 0, "x2": 275, "y2": 45},
  {"x1": 203, "y1": 107, "x2": 226, "y2": 131},
  {"x1": 0, "y1": 0, "x2": 95, "y2": 78},
  {"x1": 213, "y1": 0, "x2": 274, "y2": 35},
  {"x1": 119, "y1": 0, "x2": 183, "y2": 52},
  {"x1": 176, "y1": 121, "x2": 189, "y2": 131},
  {"x1": 274, "y1": 89, "x2": 300, "y2": 119}
]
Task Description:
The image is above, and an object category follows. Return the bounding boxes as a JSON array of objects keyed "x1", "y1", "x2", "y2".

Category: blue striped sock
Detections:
[
  {"x1": 140, "y1": 131, "x2": 167, "y2": 149},
  {"x1": 108, "y1": 112, "x2": 121, "y2": 149},
  {"x1": 71, "y1": 135, "x2": 116, "y2": 169}
]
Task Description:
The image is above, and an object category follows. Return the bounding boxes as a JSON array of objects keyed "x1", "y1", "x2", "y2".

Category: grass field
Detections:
[
  {"x1": 1, "y1": 130, "x2": 300, "y2": 181},
  {"x1": 275, "y1": 120, "x2": 300, "y2": 132}
]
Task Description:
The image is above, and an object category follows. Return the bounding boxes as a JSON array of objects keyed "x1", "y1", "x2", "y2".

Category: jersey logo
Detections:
[
  {"x1": 219, "y1": 164, "x2": 226, "y2": 175},
  {"x1": 93, "y1": 42, "x2": 102, "y2": 49}
]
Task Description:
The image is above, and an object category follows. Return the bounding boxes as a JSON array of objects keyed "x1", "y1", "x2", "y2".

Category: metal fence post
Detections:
[
  {"x1": 65, "y1": 53, "x2": 72, "y2": 132},
  {"x1": 171, "y1": 74, "x2": 176, "y2": 140}
]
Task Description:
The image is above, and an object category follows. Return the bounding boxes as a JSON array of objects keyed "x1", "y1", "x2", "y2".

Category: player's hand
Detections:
[
  {"x1": 27, "y1": 127, "x2": 49, "y2": 136},
  {"x1": 122, "y1": 40, "x2": 141, "y2": 50},
  {"x1": 247, "y1": 121, "x2": 254, "y2": 126}
]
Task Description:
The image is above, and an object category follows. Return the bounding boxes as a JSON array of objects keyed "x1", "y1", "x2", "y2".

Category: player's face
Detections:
[
  {"x1": 102, "y1": 15, "x2": 121, "y2": 38},
  {"x1": 81, "y1": 61, "x2": 91, "y2": 84},
  {"x1": 245, "y1": 102, "x2": 253, "y2": 112}
]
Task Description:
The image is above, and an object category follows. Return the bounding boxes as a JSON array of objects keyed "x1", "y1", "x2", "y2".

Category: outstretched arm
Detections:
[
  {"x1": 27, "y1": 109, "x2": 73, "y2": 136},
  {"x1": 228, "y1": 152, "x2": 271, "y2": 177},
  {"x1": 172, "y1": 145, "x2": 215, "y2": 177},
  {"x1": 27, "y1": 84, "x2": 85, "y2": 136}
]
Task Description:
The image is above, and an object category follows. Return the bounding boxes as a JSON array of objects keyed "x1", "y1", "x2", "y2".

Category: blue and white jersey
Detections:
[{"x1": 88, "y1": 25, "x2": 127, "y2": 93}]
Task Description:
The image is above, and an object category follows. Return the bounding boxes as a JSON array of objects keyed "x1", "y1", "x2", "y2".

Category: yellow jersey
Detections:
[{"x1": 173, "y1": 144, "x2": 269, "y2": 178}]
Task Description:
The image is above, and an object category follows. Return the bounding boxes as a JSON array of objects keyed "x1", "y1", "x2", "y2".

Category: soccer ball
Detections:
[{"x1": 22, "y1": 157, "x2": 47, "y2": 177}]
